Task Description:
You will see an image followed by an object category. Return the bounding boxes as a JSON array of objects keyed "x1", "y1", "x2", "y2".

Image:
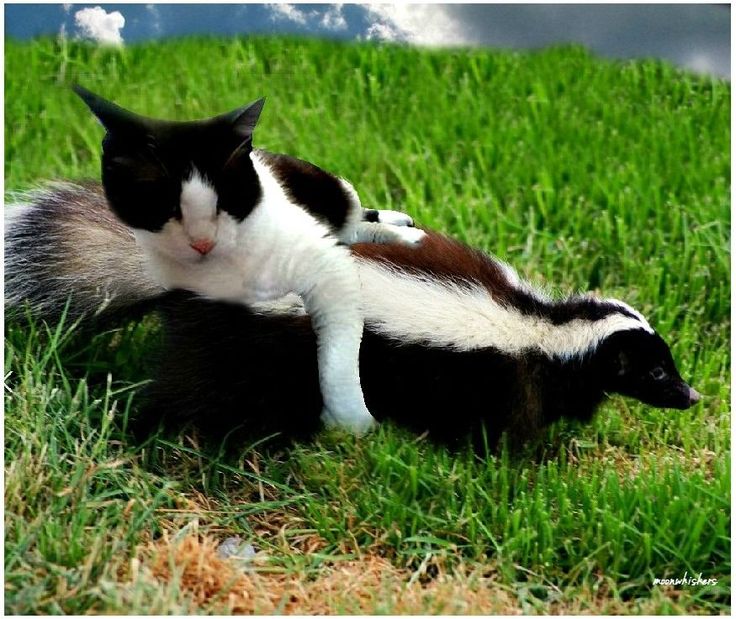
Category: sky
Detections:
[{"x1": 4, "y1": 3, "x2": 730, "y2": 79}]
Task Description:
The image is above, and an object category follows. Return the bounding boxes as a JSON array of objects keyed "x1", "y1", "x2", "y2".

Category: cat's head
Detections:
[{"x1": 73, "y1": 85, "x2": 264, "y2": 262}]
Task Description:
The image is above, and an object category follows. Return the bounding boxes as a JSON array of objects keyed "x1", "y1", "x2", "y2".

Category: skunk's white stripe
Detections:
[
  {"x1": 606, "y1": 298, "x2": 653, "y2": 329},
  {"x1": 354, "y1": 261, "x2": 651, "y2": 358},
  {"x1": 252, "y1": 257, "x2": 652, "y2": 359}
]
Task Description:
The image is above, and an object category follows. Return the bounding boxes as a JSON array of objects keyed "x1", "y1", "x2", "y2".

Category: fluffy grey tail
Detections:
[{"x1": 5, "y1": 181, "x2": 164, "y2": 323}]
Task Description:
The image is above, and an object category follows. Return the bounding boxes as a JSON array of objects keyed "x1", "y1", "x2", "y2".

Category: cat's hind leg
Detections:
[
  {"x1": 362, "y1": 208, "x2": 415, "y2": 227},
  {"x1": 337, "y1": 179, "x2": 422, "y2": 245},
  {"x1": 353, "y1": 221, "x2": 426, "y2": 246}
]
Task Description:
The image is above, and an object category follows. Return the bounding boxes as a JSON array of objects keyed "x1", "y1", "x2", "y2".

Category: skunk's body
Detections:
[
  {"x1": 5, "y1": 182, "x2": 699, "y2": 446},
  {"x1": 147, "y1": 292, "x2": 619, "y2": 445}
]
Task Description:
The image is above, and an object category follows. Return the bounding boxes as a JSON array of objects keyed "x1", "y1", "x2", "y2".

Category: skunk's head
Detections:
[
  {"x1": 597, "y1": 328, "x2": 700, "y2": 410},
  {"x1": 72, "y1": 85, "x2": 264, "y2": 263}
]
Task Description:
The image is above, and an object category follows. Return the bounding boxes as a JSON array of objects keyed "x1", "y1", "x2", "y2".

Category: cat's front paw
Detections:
[{"x1": 321, "y1": 406, "x2": 377, "y2": 435}]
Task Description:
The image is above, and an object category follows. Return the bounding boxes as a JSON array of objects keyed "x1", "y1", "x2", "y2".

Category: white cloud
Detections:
[
  {"x1": 74, "y1": 6, "x2": 125, "y2": 45},
  {"x1": 683, "y1": 52, "x2": 719, "y2": 76},
  {"x1": 266, "y1": 3, "x2": 346, "y2": 32},
  {"x1": 62, "y1": 3, "x2": 72, "y2": 14},
  {"x1": 267, "y1": 3, "x2": 308, "y2": 25},
  {"x1": 364, "y1": 21, "x2": 403, "y2": 43},
  {"x1": 145, "y1": 4, "x2": 162, "y2": 34},
  {"x1": 321, "y1": 4, "x2": 347, "y2": 31},
  {"x1": 362, "y1": 5, "x2": 469, "y2": 46}
]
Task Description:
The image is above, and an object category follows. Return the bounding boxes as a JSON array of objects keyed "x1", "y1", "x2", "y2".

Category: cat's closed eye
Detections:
[
  {"x1": 111, "y1": 155, "x2": 139, "y2": 167},
  {"x1": 124, "y1": 178, "x2": 180, "y2": 219}
]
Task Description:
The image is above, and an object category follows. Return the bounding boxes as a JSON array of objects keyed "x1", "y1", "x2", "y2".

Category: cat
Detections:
[{"x1": 71, "y1": 85, "x2": 426, "y2": 434}]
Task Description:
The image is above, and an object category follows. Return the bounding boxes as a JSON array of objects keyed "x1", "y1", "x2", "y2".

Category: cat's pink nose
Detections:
[{"x1": 190, "y1": 239, "x2": 215, "y2": 255}]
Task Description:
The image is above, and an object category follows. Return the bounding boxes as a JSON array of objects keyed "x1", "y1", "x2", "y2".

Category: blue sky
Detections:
[{"x1": 5, "y1": 4, "x2": 730, "y2": 78}]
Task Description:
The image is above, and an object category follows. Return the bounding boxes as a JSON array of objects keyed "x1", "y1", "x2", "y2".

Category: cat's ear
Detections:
[
  {"x1": 225, "y1": 97, "x2": 266, "y2": 140},
  {"x1": 72, "y1": 84, "x2": 150, "y2": 135}
]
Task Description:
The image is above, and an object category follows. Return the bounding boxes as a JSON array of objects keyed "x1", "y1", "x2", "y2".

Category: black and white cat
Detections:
[{"x1": 72, "y1": 86, "x2": 425, "y2": 434}]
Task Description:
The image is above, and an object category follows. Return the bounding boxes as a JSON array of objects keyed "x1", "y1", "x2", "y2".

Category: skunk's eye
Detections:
[{"x1": 650, "y1": 367, "x2": 666, "y2": 381}]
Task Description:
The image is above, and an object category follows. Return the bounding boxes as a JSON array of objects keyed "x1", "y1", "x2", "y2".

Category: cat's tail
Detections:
[{"x1": 5, "y1": 181, "x2": 164, "y2": 324}]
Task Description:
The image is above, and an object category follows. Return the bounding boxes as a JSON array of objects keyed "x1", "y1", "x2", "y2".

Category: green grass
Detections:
[{"x1": 5, "y1": 36, "x2": 730, "y2": 613}]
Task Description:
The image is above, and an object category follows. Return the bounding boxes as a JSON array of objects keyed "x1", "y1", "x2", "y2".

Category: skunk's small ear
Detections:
[
  {"x1": 72, "y1": 84, "x2": 150, "y2": 134},
  {"x1": 227, "y1": 97, "x2": 265, "y2": 139}
]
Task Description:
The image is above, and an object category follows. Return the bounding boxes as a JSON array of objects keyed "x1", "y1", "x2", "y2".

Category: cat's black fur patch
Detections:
[
  {"x1": 99, "y1": 119, "x2": 264, "y2": 231},
  {"x1": 258, "y1": 150, "x2": 352, "y2": 230}
]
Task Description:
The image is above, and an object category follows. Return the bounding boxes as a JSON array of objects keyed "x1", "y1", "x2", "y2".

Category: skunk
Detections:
[{"x1": 5, "y1": 182, "x2": 700, "y2": 446}]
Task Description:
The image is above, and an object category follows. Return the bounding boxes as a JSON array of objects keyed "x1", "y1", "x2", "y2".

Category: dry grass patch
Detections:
[
  {"x1": 127, "y1": 533, "x2": 519, "y2": 614},
  {"x1": 592, "y1": 444, "x2": 719, "y2": 482}
]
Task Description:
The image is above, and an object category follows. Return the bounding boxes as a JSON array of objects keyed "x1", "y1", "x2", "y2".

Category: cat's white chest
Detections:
[{"x1": 228, "y1": 246, "x2": 294, "y2": 303}]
